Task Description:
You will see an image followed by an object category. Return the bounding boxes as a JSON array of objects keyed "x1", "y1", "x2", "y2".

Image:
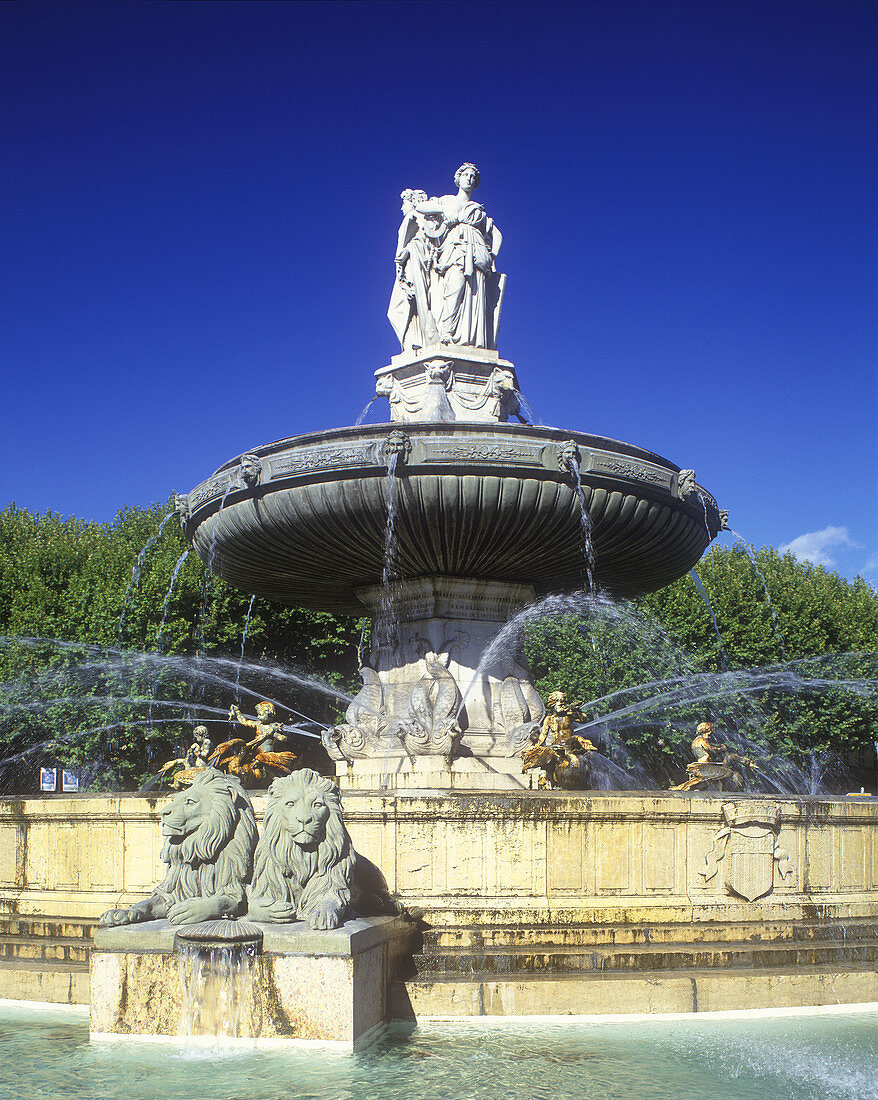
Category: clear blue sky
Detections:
[{"x1": 2, "y1": 1, "x2": 876, "y2": 584}]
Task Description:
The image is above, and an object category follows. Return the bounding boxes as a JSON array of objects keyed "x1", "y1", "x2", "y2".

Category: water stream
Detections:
[
  {"x1": 689, "y1": 568, "x2": 728, "y2": 670},
  {"x1": 117, "y1": 511, "x2": 175, "y2": 644},
  {"x1": 566, "y1": 456, "x2": 595, "y2": 589},
  {"x1": 728, "y1": 529, "x2": 788, "y2": 661}
]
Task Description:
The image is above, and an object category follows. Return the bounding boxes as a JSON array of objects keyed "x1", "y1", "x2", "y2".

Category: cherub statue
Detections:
[
  {"x1": 670, "y1": 721, "x2": 759, "y2": 792},
  {"x1": 156, "y1": 724, "x2": 214, "y2": 789},
  {"x1": 186, "y1": 725, "x2": 213, "y2": 767},
  {"x1": 209, "y1": 701, "x2": 299, "y2": 788},
  {"x1": 522, "y1": 691, "x2": 597, "y2": 790}
]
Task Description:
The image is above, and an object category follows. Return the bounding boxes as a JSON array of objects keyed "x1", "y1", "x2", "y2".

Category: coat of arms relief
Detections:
[{"x1": 699, "y1": 801, "x2": 792, "y2": 902}]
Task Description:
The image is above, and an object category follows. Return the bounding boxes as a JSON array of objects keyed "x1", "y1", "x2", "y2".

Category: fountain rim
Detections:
[{"x1": 202, "y1": 421, "x2": 693, "y2": 481}]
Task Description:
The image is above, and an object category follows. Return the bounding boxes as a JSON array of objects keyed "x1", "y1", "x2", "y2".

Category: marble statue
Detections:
[
  {"x1": 247, "y1": 769, "x2": 396, "y2": 929},
  {"x1": 99, "y1": 767, "x2": 257, "y2": 926},
  {"x1": 388, "y1": 164, "x2": 504, "y2": 352},
  {"x1": 388, "y1": 189, "x2": 441, "y2": 351}
]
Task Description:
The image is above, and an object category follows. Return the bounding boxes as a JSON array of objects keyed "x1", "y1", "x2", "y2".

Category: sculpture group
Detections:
[
  {"x1": 100, "y1": 767, "x2": 394, "y2": 931},
  {"x1": 388, "y1": 163, "x2": 505, "y2": 352}
]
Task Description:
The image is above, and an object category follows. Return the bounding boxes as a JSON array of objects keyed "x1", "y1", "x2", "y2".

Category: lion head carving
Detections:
[
  {"x1": 100, "y1": 768, "x2": 257, "y2": 927},
  {"x1": 248, "y1": 768, "x2": 358, "y2": 929}
]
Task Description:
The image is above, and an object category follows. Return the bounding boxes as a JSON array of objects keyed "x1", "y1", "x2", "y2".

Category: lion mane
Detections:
[
  {"x1": 249, "y1": 769, "x2": 357, "y2": 925},
  {"x1": 155, "y1": 768, "x2": 257, "y2": 916}
]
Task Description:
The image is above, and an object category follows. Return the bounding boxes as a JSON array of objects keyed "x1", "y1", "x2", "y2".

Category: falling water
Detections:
[
  {"x1": 155, "y1": 548, "x2": 191, "y2": 650},
  {"x1": 234, "y1": 595, "x2": 257, "y2": 702},
  {"x1": 513, "y1": 390, "x2": 539, "y2": 425},
  {"x1": 117, "y1": 512, "x2": 175, "y2": 644},
  {"x1": 689, "y1": 569, "x2": 728, "y2": 670},
  {"x1": 177, "y1": 940, "x2": 258, "y2": 1040},
  {"x1": 566, "y1": 456, "x2": 595, "y2": 590},
  {"x1": 728, "y1": 530, "x2": 787, "y2": 660},
  {"x1": 355, "y1": 396, "x2": 380, "y2": 425},
  {"x1": 377, "y1": 451, "x2": 402, "y2": 660},
  {"x1": 195, "y1": 479, "x2": 237, "y2": 660}
]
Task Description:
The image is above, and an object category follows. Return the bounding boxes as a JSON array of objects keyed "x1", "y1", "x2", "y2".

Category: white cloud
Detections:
[
  {"x1": 779, "y1": 526, "x2": 861, "y2": 570},
  {"x1": 862, "y1": 552, "x2": 878, "y2": 585}
]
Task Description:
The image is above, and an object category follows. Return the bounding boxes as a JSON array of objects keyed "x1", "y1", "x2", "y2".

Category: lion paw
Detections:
[{"x1": 308, "y1": 900, "x2": 344, "y2": 930}]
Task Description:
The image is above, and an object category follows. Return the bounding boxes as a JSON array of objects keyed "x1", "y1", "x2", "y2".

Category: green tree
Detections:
[{"x1": 0, "y1": 501, "x2": 361, "y2": 792}]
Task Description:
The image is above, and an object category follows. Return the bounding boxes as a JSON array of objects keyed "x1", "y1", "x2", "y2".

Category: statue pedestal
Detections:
[
  {"x1": 327, "y1": 577, "x2": 545, "y2": 790},
  {"x1": 375, "y1": 345, "x2": 522, "y2": 424},
  {"x1": 91, "y1": 916, "x2": 412, "y2": 1047}
]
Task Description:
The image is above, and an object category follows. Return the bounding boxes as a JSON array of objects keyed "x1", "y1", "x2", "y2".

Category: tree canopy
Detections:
[{"x1": 1, "y1": 501, "x2": 875, "y2": 793}]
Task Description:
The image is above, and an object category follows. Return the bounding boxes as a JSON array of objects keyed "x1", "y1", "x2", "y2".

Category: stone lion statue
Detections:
[
  {"x1": 247, "y1": 768, "x2": 395, "y2": 930},
  {"x1": 99, "y1": 767, "x2": 257, "y2": 927}
]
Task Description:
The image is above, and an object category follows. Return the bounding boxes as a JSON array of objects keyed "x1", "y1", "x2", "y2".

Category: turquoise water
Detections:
[{"x1": 2, "y1": 1004, "x2": 876, "y2": 1100}]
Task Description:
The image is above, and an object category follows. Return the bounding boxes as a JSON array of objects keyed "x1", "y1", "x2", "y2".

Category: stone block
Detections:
[{"x1": 91, "y1": 916, "x2": 410, "y2": 1046}]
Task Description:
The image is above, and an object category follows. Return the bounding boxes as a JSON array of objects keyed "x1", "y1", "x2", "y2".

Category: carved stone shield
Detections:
[
  {"x1": 724, "y1": 824, "x2": 777, "y2": 901},
  {"x1": 699, "y1": 802, "x2": 791, "y2": 902}
]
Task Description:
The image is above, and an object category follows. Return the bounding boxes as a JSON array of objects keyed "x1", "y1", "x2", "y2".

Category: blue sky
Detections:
[{"x1": 2, "y1": 1, "x2": 876, "y2": 584}]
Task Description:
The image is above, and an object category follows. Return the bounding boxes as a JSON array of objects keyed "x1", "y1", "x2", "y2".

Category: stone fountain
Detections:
[
  {"x1": 179, "y1": 162, "x2": 725, "y2": 791},
  {"x1": 67, "y1": 165, "x2": 875, "y2": 1036}
]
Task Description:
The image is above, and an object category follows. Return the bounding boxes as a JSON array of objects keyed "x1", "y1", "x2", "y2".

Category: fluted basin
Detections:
[{"x1": 183, "y1": 423, "x2": 722, "y2": 612}]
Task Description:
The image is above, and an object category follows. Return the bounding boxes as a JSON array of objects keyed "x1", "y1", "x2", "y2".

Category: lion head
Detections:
[
  {"x1": 158, "y1": 767, "x2": 257, "y2": 916},
  {"x1": 248, "y1": 769, "x2": 355, "y2": 929}
]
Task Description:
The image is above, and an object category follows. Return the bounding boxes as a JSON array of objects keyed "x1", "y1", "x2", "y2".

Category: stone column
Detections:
[{"x1": 324, "y1": 576, "x2": 545, "y2": 791}]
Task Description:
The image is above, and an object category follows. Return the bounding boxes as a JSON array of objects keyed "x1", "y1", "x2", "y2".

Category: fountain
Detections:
[
  {"x1": 178, "y1": 164, "x2": 724, "y2": 792},
  {"x1": 2, "y1": 164, "x2": 876, "y2": 1045}
]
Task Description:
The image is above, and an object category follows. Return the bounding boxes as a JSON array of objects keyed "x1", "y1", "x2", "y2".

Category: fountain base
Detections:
[
  {"x1": 91, "y1": 916, "x2": 413, "y2": 1046},
  {"x1": 327, "y1": 576, "x2": 546, "y2": 789}
]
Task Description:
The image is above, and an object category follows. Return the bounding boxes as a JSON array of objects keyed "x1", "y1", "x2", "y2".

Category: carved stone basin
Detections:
[{"x1": 182, "y1": 422, "x2": 722, "y2": 613}]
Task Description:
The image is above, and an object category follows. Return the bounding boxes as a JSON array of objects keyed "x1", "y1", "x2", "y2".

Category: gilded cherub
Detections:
[
  {"x1": 209, "y1": 701, "x2": 299, "y2": 788},
  {"x1": 522, "y1": 691, "x2": 597, "y2": 790},
  {"x1": 670, "y1": 721, "x2": 758, "y2": 792}
]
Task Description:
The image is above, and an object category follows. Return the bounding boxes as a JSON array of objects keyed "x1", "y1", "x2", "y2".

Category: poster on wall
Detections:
[
  {"x1": 40, "y1": 767, "x2": 57, "y2": 792},
  {"x1": 62, "y1": 771, "x2": 79, "y2": 792}
]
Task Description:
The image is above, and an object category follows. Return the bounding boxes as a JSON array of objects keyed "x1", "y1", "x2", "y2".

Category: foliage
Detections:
[
  {"x1": 0, "y1": 501, "x2": 360, "y2": 792},
  {"x1": 524, "y1": 544, "x2": 878, "y2": 778}
]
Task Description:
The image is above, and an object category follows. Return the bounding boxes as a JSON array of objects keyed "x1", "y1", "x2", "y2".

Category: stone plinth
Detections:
[
  {"x1": 91, "y1": 916, "x2": 411, "y2": 1046},
  {"x1": 333, "y1": 576, "x2": 541, "y2": 791},
  {"x1": 375, "y1": 345, "x2": 522, "y2": 423}
]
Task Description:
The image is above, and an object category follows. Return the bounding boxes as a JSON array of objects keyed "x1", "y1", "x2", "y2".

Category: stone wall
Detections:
[{"x1": 1, "y1": 790, "x2": 876, "y2": 925}]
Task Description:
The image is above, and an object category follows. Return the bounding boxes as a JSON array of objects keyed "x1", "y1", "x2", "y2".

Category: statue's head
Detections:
[
  {"x1": 193, "y1": 725, "x2": 208, "y2": 740},
  {"x1": 696, "y1": 721, "x2": 715, "y2": 738},
  {"x1": 454, "y1": 163, "x2": 480, "y2": 190},
  {"x1": 256, "y1": 701, "x2": 276, "y2": 720},
  {"x1": 547, "y1": 691, "x2": 566, "y2": 707}
]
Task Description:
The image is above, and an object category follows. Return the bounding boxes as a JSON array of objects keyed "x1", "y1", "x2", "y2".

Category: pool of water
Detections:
[{"x1": 2, "y1": 1003, "x2": 876, "y2": 1100}]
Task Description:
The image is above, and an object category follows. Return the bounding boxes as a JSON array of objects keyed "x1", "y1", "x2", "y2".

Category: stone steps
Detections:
[
  {"x1": 0, "y1": 916, "x2": 94, "y2": 1003},
  {"x1": 422, "y1": 916, "x2": 878, "y2": 950},
  {"x1": 0, "y1": 934, "x2": 91, "y2": 964},
  {"x1": 413, "y1": 935, "x2": 878, "y2": 976},
  {"x1": 0, "y1": 917, "x2": 96, "y2": 940},
  {"x1": 0, "y1": 957, "x2": 89, "y2": 1005},
  {"x1": 389, "y1": 962, "x2": 878, "y2": 1018}
]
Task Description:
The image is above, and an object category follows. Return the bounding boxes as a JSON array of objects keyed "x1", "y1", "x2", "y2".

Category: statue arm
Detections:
[
  {"x1": 229, "y1": 704, "x2": 258, "y2": 730},
  {"x1": 486, "y1": 218, "x2": 502, "y2": 257}
]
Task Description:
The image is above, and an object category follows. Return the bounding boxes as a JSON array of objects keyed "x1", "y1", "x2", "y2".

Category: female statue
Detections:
[
  {"x1": 387, "y1": 189, "x2": 440, "y2": 351},
  {"x1": 433, "y1": 163, "x2": 503, "y2": 350},
  {"x1": 387, "y1": 166, "x2": 505, "y2": 353}
]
